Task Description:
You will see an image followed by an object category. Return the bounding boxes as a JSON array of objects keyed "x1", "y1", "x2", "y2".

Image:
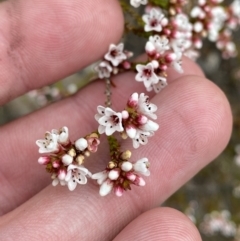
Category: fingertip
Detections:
[{"x1": 113, "y1": 207, "x2": 202, "y2": 241}]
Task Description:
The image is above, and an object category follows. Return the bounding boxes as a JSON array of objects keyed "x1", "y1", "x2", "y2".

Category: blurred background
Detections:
[{"x1": 0, "y1": 1, "x2": 240, "y2": 240}]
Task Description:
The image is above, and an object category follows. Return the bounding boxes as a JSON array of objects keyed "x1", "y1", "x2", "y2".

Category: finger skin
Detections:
[
  {"x1": 113, "y1": 207, "x2": 202, "y2": 241},
  {"x1": 0, "y1": 0, "x2": 123, "y2": 105},
  {"x1": 0, "y1": 60, "x2": 205, "y2": 215},
  {"x1": 0, "y1": 76, "x2": 232, "y2": 241}
]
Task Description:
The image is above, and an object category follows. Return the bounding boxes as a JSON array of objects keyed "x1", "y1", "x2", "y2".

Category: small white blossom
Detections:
[
  {"x1": 52, "y1": 177, "x2": 67, "y2": 187},
  {"x1": 36, "y1": 132, "x2": 59, "y2": 154},
  {"x1": 92, "y1": 171, "x2": 108, "y2": 185},
  {"x1": 130, "y1": 0, "x2": 148, "y2": 8},
  {"x1": 95, "y1": 106, "x2": 124, "y2": 136},
  {"x1": 133, "y1": 158, "x2": 150, "y2": 176},
  {"x1": 99, "y1": 180, "x2": 114, "y2": 196},
  {"x1": 142, "y1": 8, "x2": 167, "y2": 32},
  {"x1": 65, "y1": 164, "x2": 90, "y2": 191},
  {"x1": 150, "y1": 77, "x2": 167, "y2": 93},
  {"x1": 230, "y1": 0, "x2": 240, "y2": 18},
  {"x1": 184, "y1": 49, "x2": 200, "y2": 61},
  {"x1": 190, "y1": 6, "x2": 206, "y2": 19},
  {"x1": 132, "y1": 130, "x2": 152, "y2": 149},
  {"x1": 135, "y1": 62, "x2": 159, "y2": 88},
  {"x1": 95, "y1": 61, "x2": 112, "y2": 79},
  {"x1": 104, "y1": 43, "x2": 127, "y2": 66},
  {"x1": 200, "y1": 210, "x2": 236, "y2": 237},
  {"x1": 52, "y1": 126, "x2": 69, "y2": 145},
  {"x1": 171, "y1": 52, "x2": 183, "y2": 73},
  {"x1": 141, "y1": 120, "x2": 159, "y2": 132},
  {"x1": 137, "y1": 93, "x2": 158, "y2": 120},
  {"x1": 174, "y1": 14, "x2": 193, "y2": 32},
  {"x1": 145, "y1": 35, "x2": 170, "y2": 55}
]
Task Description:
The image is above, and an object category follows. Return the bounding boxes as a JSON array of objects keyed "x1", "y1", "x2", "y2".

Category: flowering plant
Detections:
[{"x1": 36, "y1": 0, "x2": 240, "y2": 197}]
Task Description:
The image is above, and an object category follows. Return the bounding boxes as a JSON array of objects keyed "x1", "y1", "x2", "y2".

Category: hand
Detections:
[{"x1": 0, "y1": 0, "x2": 232, "y2": 240}]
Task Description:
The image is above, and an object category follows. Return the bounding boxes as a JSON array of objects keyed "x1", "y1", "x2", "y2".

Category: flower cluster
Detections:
[
  {"x1": 200, "y1": 210, "x2": 237, "y2": 238},
  {"x1": 125, "y1": 0, "x2": 240, "y2": 92},
  {"x1": 95, "y1": 43, "x2": 133, "y2": 79},
  {"x1": 36, "y1": 92, "x2": 154, "y2": 196},
  {"x1": 36, "y1": 127, "x2": 100, "y2": 191},
  {"x1": 92, "y1": 148, "x2": 150, "y2": 197},
  {"x1": 95, "y1": 92, "x2": 159, "y2": 148}
]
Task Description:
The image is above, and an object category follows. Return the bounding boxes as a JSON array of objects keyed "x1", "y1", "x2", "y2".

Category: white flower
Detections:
[
  {"x1": 135, "y1": 62, "x2": 159, "y2": 88},
  {"x1": 52, "y1": 178, "x2": 67, "y2": 187},
  {"x1": 137, "y1": 93, "x2": 158, "y2": 120},
  {"x1": 36, "y1": 132, "x2": 59, "y2": 154},
  {"x1": 174, "y1": 14, "x2": 192, "y2": 32},
  {"x1": 171, "y1": 38, "x2": 192, "y2": 53},
  {"x1": 184, "y1": 49, "x2": 200, "y2": 61},
  {"x1": 95, "y1": 61, "x2": 112, "y2": 79},
  {"x1": 145, "y1": 35, "x2": 170, "y2": 55},
  {"x1": 130, "y1": 0, "x2": 148, "y2": 8},
  {"x1": 95, "y1": 106, "x2": 124, "y2": 136},
  {"x1": 230, "y1": 0, "x2": 240, "y2": 18},
  {"x1": 99, "y1": 180, "x2": 114, "y2": 196},
  {"x1": 142, "y1": 8, "x2": 167, "y2": 32},
  {"x1": 65, "y1": 164, "x2": 90, "y2": 191},
  {"x1": 141, "y1": 120, "x2": 159, "y2": 132},
  {"x1": 171, "y1": 52, "x2": 183, "y2": 73},
  {"x1": 52, "y1": 126, "x2": 69, "y2": 145},
  {"x1": 190, "y1": 6, "x2": 205, "y2": 19},
  {"x1": 132, "y1": 130, "x2": 152, "y2": 149},
  {"x1": 92, "y1": 171, "x2": 108, "y2": 185},
  {"x1": 95, "y1": 105, "x2": 106, "y2": 121},
  {"x1": 104, "y1": 43, "x2": 127, "y2": 66},
  {"x1": 133, "y1": 158, "x2": 150, "y2": 176},
  {"x1": 151, "y1": 77, "x2": 167, "y2": 93}
]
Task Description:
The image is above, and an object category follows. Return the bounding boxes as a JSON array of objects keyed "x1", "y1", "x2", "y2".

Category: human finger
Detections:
[
  {"x1": 0, "y1": 60, "x2": 205, "y2": 215},
  {"x1": 0, "y1": 0, "x2": 123, "y2": 105},
  {"x1": 0, "y1": 75, "x2": 231, "y2": 241}
]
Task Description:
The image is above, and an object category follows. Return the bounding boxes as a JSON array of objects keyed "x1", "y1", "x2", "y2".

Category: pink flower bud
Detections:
[
  {"x1": 126, "y1": 172, "x2": 136, "y2": 181},
  {"x1": 122, "y1": 61, "x2": 131, "y2": 70},
  {"x1": 121, "y1": 110, "x2": 129, "y2": 119},
  {"x1": 127, "y1": 93, "x2": 139, "y2": 108},
  {"x1": 38, "y1": 156, "x2": 51, "y2": 165},
  {"x1": 145, "y1": 41, "x2": 156, "y2": 55},
  {"x1": 137, "y1": 115, "x2": 148, "y2": 125},
  {"x1": 58, "y1": 169, "x2": 67, "y2": 180},
  {"x1": 52, "y1": 160, "x2": 61, "y2": 168},
  {"x1": 133, "y1": 176, "x2": 146, "y2": 186},
  {"x1": 161, "y1": 18, "x2": 168, "y2": 26},
  {"x1": 163, "y1": 28, "x2": 171, "y2": 36},
  {"x1": 159, "y1": 64, "x2": 168, "y2": 71},
  {"x1": 151, "y1": 60, "x2": 159, "y2": 69},
  {"x1": 165, "y1": 53, "x2": 177, "y2": 63},
  {"x1": 114, "y1": 186, "x2": 124, "y2": 197},
  {"x1": 87, "y1": 137, "x2": 100, "y2": 153}
]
